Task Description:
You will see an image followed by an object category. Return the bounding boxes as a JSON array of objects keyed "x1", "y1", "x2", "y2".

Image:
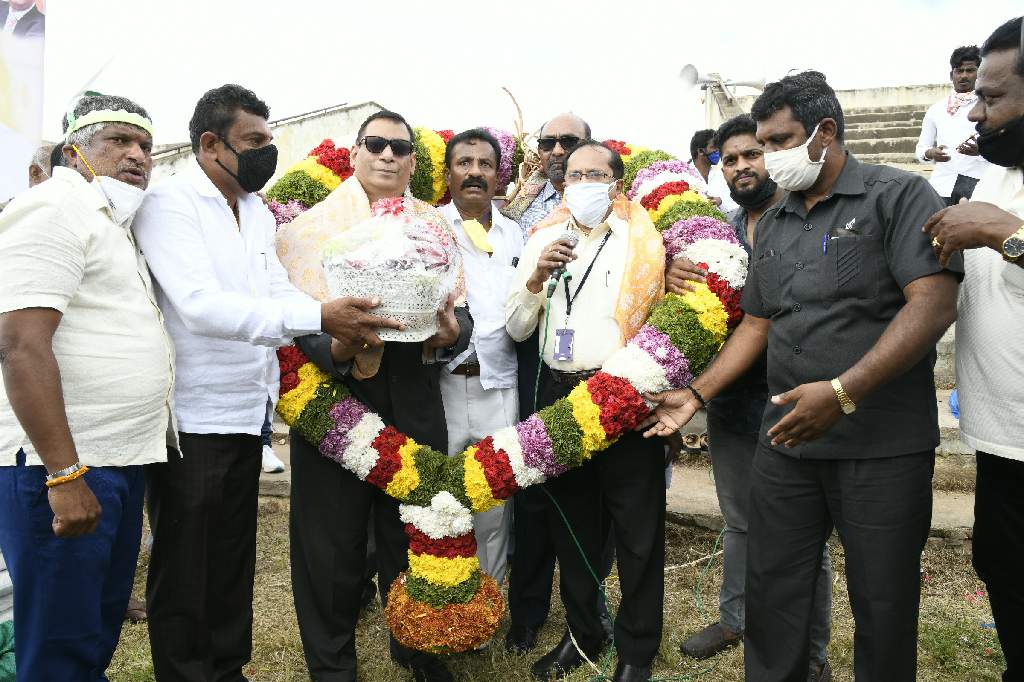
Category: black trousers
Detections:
[
  {"x1": 973, "y1": 451, "x2": 1024, "y2": 682},
  {"x1": 508, "y1": 486, "x2": 557, "y2": 630},
  {"x1": 146, "y1": 432, "x2": 262, "y2": 682},
  {"x1": 289, "y1": 434, "x2": 433, "y2": 681},
  {"x1": 537, "y1": 368, "x2": 666, "y2": 665},
  {"x1": 746, "y1": 445, "x2": 934, "y2": 682}
]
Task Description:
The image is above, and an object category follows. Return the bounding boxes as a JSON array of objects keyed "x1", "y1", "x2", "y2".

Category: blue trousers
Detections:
[{"x1": 0, "y1": 451, "x2": 145, "y2": 682}]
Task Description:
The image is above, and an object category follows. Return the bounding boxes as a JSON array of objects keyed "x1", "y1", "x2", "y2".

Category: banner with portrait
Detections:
[{"x1": 0, "y1": 0, "x2": 46, "y2": 204}]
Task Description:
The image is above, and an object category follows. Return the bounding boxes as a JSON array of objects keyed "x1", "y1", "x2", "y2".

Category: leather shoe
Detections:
[
  {"x1": 809, "y1": 659, "x2": 832, "y2": 682},
  {"x1": 678, "y1": 622, "x2": 741, "y2": 659},
  {"x1": 411, "y1": 658, "x2": 454, "y2": 682},
  {"x1": 505, "y1": 624, "x2": 539, "y2": 654},
  {"x1": 612, "y1": 660, "x2": 652, "y2": 681},
  {"x1": 530, "y1": 630, "x2": 599, "y2": 680}
]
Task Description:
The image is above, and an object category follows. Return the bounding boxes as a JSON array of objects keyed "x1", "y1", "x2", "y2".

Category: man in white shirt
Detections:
[
  {"x1": 132, "y1": 84, "x2": 401, "y2": 682},
  {"x1": 0, "y1": 93, "x2": 173, "y2": 681},
  {"x1": 916, "y1": 45, "x2": 992, "y2": 205},
  {"x1": 506, "y1": 142, "x2": 666, "y2": 682},
  {"x1": 924, "y1": 17, "x2": 1024, "y2": 678},
  {"x1": 439, "y1": 128, "x2": 524, "y2": 592}
]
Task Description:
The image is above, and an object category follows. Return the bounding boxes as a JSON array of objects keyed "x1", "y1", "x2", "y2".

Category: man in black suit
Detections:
[
  {"x1": 283, "y1": 110, "x2": 472, "y2": 682},
  {"x1": 0, "y1": 1, "x2": 45, "y2": 39}
]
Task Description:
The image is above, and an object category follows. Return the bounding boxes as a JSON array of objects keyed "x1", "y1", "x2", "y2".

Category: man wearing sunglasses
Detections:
[{"x1": 277, "y1": 110, "x2": 471, "y2": 682}]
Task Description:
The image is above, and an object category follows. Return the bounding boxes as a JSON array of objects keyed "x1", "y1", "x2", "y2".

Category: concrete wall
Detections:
[
  {"x1": 151, "y1": 101, "x2": 384, "y2": 185},
  {"x1": 707, "y1": 83, "x2": 948, "y2": 128}
]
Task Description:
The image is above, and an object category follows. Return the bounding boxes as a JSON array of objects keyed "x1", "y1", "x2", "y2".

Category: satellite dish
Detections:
[{"x1": 679, "y1": 64, "x2": 699, "y2": 88}]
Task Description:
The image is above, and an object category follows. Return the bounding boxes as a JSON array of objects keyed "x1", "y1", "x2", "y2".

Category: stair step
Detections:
[
  {"x1": 845, "y1": 104, "x2": 931, "y2": 115},
  {"x1": 846, "y1": 136, "x2": 920, "y2": 154},
  {"x1": 846, "y1": 110, "x2": 925, "y2": 124},
  {"x1": 847, "y1": 119, "x2": 924, "y2": 130},
  {"x1": 854, "y1": 152, "x2": 924, "y2": 165},
  {"x1": 845, "y1": 126, "x2": 922, "y2": 140}
]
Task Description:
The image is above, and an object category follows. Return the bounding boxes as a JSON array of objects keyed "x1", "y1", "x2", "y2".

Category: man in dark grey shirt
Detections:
[{"x1": 645, "y1": 72, "x2": 961, "y2": 682}]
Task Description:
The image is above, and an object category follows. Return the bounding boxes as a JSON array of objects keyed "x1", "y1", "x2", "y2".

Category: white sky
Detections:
[{"x1": 42, "y1": 0, "x2": 1021, "y2": 160}]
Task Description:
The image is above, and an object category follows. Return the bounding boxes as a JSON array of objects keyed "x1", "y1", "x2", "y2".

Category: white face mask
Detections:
[
  {"x1": 564, "y1": 181, "x2": 615, "y2": 227},
  {"x1": 763, "y1": 122, "x2": 828, "y2": 192},
  {"x1": 93, "y1": 175, "x2": 147, "y2": 227}
]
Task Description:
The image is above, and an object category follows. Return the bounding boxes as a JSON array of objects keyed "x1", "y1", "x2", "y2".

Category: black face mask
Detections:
[
  {"x1": 730, "y1": 174, "x2": 779, "y2": 210},
  {"x1": 217, "y1": 138, "x2": 279, "y2": 193},
  {"x1": 977, "y1": 114, "x2": 1024, "y2": 168}
]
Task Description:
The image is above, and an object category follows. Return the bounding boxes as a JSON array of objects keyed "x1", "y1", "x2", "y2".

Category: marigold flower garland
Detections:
[{"x1": 269, "y1": 137, "x2": 748, "y2": 654}]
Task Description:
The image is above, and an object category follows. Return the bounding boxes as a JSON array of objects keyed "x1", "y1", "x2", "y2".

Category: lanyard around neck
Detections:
[{"x1": 564, "y1": 229, "x2": 612, "y2": 318}]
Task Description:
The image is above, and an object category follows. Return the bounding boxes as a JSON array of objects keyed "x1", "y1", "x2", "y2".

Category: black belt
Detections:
[{"x1": 548, "y1": 366, "x2": 599, "y2": 384}]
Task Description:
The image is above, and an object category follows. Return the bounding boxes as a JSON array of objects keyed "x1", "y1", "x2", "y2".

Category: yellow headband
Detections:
[{"x1": 64, "y1": 109, "x2": 154, "y2": 142}]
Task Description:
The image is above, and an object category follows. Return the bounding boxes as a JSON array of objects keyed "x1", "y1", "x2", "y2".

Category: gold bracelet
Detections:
[
  {"x1": 45, "y1": 465, "x2": 90, "y2": 488},
  {"x1": 831, "y1": 378, "x2": 856, "y2": 415}
]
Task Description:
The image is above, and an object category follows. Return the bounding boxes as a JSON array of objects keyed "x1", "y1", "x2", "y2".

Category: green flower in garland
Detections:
[
  {"x1": 538, "y1": 399, "x2": 584, "y2": 470},
  {"x1": 623, "y1": 150, "x2": 674, "y2": 194},
  {"x1": 266, "y1": 170, "x2": 332, "y2": 208},
  {"x1": 294, "y1": 382, "x2": 350, "y2": 445},
  {"x1": 648, "y1": 294, "x2": 719, "y2": 376},
  {"x1": 654, "y1": 201, "x2": 729, "y2": 233},
  {"x1": 410, "y1": 131, "x2": 434, "y2": 204},
  {"x1": 404, "y1": 447, "x2": 473, "y2": 509},
  {"x1": 406, "y1": 570, "x2": 482, "y2": 608}
]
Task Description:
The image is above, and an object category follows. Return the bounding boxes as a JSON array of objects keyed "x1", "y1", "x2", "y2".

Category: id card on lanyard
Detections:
[{"x1": 553, "y1": 229, "x2": 611, "y2": 362}]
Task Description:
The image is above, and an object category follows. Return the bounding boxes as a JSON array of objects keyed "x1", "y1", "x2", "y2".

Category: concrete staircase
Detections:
[{"x1": 843, "y1": 104, "x2": 929, "y2": 174}]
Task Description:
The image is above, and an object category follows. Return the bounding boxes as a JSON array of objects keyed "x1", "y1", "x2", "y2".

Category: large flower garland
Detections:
[{"x1": 268, "y1": 135, "x2": 745, "y2": 653}]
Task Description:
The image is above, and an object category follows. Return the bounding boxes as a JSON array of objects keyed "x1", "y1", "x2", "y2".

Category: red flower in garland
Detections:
[
  {"x1": 586, "y1": 372, "x2": 649, "y2": 439},
  {"x1": 280, "y1": 371, "x2": 299, "y2": 394},
  {"x1": 473, "y1": 437, "x2": 518, "y2": 500},
  {"x1": 371, "y1": 196, "x2": 406, "y2": 217},
  {"x1": 405, "y1": 525, "x2": 477, "y2": 558},
  {"x1": 702, "y1": 267, "x2": 744, "y2": 328},
  {"x1": 366, "y1": 426, "x2": 406, "y2": 488},
  {"x1": 640, "y1": 181, "x2": 691, "y2": 211},
  {"x1": 277, "y1": 345, "x2": 309, "y2": 375},
  {"x1": 436, "y1": 129, "x2": 454, "y2": 144},
  {"x1": 603, "y1": 139, "x2": 631, "y2": 156},
  {"x1": 309, "y1": 139, "x2": 353, "y2": 179}
]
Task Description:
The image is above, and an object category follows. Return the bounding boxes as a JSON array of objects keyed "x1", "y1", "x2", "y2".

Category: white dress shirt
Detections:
[
  {"x1": 440, "y1": 201, "x2": 523, "y2": 390},
  {"x1": 0, "y1": 167, "x2": 175, "y2": 467},
  {"x1": 708, "y1": 165, "x2": 739, "y2": 213},
  {"x1": 132, "y1": 159, "x2": 323, "y2": 436},
  {"x1": 2, "y1": 6, "x2": 30, "y2": 33},
  {"x1": 506, "y1": 213, "x2": 628, "y2": 371},
  {"x1": 956, "y1": 165, "x2": 1024, "y2": 462},
  {"x1": 916, "y1": 95, "x2": 992, "y2": 197}
]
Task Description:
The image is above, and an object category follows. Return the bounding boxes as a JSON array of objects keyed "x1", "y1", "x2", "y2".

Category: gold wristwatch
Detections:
[
  {"x1": 831, "y1": 378, "x2": 856, "y2": 415},
  {"x1": 1001, "y1": 224, "x2": 1024, "y2": 262}
]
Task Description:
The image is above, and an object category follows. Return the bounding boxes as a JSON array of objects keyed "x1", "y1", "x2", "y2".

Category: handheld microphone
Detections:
[{"x1": 546, "y1": 231, "x2": 579, "y2": 298}]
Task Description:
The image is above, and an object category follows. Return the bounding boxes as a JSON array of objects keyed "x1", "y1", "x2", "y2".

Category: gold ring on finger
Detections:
[{"x1": 932, "y1": 237, "x2": 942, "y2": 248}]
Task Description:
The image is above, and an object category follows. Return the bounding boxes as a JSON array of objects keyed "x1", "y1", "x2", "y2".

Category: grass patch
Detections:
[{"x1": 108, "y1": 501, "x2": 1006, "y2": 681}]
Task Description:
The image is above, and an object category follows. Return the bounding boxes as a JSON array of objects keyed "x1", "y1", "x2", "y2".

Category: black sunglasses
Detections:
[
  {"x1": 359, "y1": 135, "x2": 414, "y2": 157},
  {"x1": 537, "y1": 135, "x2": 582, "y2": 152}
]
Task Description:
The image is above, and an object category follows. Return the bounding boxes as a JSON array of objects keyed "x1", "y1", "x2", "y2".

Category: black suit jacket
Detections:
[
  {"x1": 0, "y1": 4, "x2": 45, "y2": 38},
  {"x1": 296, "y1": 306, "x2": 473, "y2": 454}
]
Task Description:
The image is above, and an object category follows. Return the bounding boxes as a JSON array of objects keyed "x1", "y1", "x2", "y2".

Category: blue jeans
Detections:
[{"x1": 0, "y1": 451, "x2": 145, "y2": 682}]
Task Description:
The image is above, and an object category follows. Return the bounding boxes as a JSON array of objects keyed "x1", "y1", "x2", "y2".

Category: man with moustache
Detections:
[
  {"x1": 276, "y1": 110, "x2": 471, "y2": 682},
  {"x1": 439, "y1": 128, "x2": 524, "y2": 589},
  {"x1": 670, "y1": 115, "x2": 834, "y2": 680},
  {"x1": 916, "y1": 45, "x2": 992, "y2": 204},
  {"x1": 924, "y1": 16, "x2": 1024, "y2": 679}
]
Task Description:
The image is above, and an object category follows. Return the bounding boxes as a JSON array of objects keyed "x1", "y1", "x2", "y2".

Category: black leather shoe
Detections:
[
  {"x1": 505, "y1": 624, "x2": 539, "y2": 654},
  {"x1": 530, "y1": 630, "x2": 598, "y2": 680},
  {"x1": 411, "y1": 658, "x2": 454, "y2": 682},
  {"x1": 678, "y1": 622, "x2": 742, "y2": 659},
  {"x1": 613, "y1": 660, "x2": 652, "y2": 682}
]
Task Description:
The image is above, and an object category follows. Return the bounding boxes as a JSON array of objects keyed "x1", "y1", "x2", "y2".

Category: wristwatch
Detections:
[
  {"x1": 830, "y1": 378, "x2": 856, "y2": 415},
  {"x1": 1001, "y1": 224, "x2": 1024, "y2": 262}
]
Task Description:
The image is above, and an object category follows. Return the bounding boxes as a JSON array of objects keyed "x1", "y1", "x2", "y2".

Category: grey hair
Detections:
[
  {"x1": 62, "y1": 93, "x2": 151, "y2": 149},
  {"x1": 66, "y1": 122, "x2": 108, "y2": 151},
  {"x1": 30, "y1": 144, "x2": 53, "y2": 169}
]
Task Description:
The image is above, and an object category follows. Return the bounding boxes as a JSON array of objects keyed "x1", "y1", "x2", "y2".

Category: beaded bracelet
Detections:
[
  {"x1": 686, "y1": 385, "x2": 708, "y2": 408},
  {"x1": 45, "y1": 465, "x2": 90, "y2": 488}
]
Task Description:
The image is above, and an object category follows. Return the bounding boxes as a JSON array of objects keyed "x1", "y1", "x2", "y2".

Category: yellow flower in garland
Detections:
[
  {"x1": 621, "y1": 144, "x2": 647, "y2": 164},
  {"x1": 463, "y1": 446, "x2": 500, "y2": 513},
  {"x1": 681, "y1": 284, "x2": 729, "y2": 346},
  {"x1": 277, "y1": 362, "x2": 330, "y2": 424},
  {"x1": 289, "y1": 157, "x2": 342, "y2": 191},
  {"x1": 567, "y1": 383, "x2": 609, "y2": 459},
  {"x1": 385, "y1": 438, "x2": 422, "y2": 500},
  {"x1": 407, "y1": 552, "x2": 480, "y2": 587},
  {"x1": 647, "y1": 190, "x2": 706, "y2": 225},
  {"x1": 421, "y1": 129, "x2": 448, "y2": 204}
]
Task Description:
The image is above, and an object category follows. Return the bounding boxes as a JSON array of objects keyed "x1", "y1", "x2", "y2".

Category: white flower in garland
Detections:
[
  {"x1": 341, "y1": 413, "x2": 386, "y2": 479},
  {"x1": 632, "y1": 171, "x2": 703, "y2": 204},
  {"x1": 493, "y1": 425, "x2": 546, "y2": 488},
  {"x1": 683, "y1": 239, "x2": 749, "y2": 288},
  {"x1": 601, "y1": 344, "x2": 673, "y2": 395},
  {"x1": 400, "y1": 491, "x2": 474, "y2": 539}
]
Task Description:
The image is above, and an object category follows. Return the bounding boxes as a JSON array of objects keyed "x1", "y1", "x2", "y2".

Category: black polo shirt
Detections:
[{"x1": 741, "y1": 153, "x2": 963, "y2": 459}]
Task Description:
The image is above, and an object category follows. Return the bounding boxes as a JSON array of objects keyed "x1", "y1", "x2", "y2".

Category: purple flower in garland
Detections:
[
  {"x1": 628, "y1": 325, "x2": 694, "y2": 388},
  {"x1": 663, "y1": 216, "x2": 739, "y2": 261},
  {"x1": 484, "y1": 127, "x2": 516, "y2": 189},
  {"x1": 330, "y1": 397, "x2": 368, "y2": 432},
  {"x1": 268, "y1": 198, "x2": 307, "y2": 227},
  {"x1": 629, "y1": 160, "x2": 705, "y2": 199},
  {"x1": 319, "y1": 428, "x2": 349, "y2": 463},
  {"x1": 516, "y1": 414, "x2": 565, "y2": 477}
]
